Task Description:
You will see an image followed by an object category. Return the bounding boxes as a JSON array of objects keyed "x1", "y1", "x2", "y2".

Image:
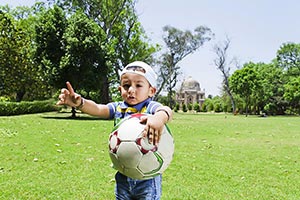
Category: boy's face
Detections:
[{"x1": 119, "y1": 73, "x2": 156, "y2": 105}]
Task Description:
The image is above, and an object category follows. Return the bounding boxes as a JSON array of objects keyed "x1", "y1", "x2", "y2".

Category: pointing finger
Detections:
[{"x1": 66, "y1": 82, "x2": 75, "y2": 96}]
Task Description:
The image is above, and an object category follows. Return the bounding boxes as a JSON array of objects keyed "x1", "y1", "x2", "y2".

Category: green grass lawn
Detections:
[{"x1": 1, "y1": 112, "x2": 299, "y2": 199}]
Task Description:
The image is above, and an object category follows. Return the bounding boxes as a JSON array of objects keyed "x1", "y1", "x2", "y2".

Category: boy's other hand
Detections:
[
  {"x1": 140, "y1": 115, "x2": 164, "y2": 145},
  {"x1": 57, "y1": 81, "x2": 81, "y2": 107}
]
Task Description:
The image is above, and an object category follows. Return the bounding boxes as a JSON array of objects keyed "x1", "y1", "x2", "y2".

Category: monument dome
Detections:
[{"x1": 180, "y1": 76, "x2": 201, "y2": 92}]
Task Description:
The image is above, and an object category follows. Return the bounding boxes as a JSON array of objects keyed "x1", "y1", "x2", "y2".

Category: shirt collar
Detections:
[{"x1": 120, "y1": 98, "x2": 151, "y2": 111}]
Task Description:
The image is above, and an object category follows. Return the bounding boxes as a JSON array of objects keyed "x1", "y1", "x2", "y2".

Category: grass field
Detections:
[{"x1": 1, "y1": 112, "x2": 299, "y2": 199}]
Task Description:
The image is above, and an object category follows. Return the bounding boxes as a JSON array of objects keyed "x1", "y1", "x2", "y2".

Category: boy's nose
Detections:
[{"x1": 128, "y1": 86, "x2": 135, "y2": 93}]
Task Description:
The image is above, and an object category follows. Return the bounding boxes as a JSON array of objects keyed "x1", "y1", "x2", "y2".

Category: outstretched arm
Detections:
[{"x1": 57, "y1": 82, "x2": 110, "y2": 118}]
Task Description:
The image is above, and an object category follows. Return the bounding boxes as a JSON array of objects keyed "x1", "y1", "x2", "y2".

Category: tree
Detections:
[
  {"x1": 213, "y1": 37, "x2": 236, "y2": 114},
  {"x1": 60, "y1": 10, "x2": 106, "y2": 95},
  {"x1": 284, "y1": 77, "x2": 300, "y2": 114},
  {"x1": 275, "y1": 42, "x2": 300, "y2": 114},
  {"x1": 253, "y1": 62, "x2": 286, "y2": 115},
  {"x1": 62, "y1": 11, "x2": 106, "y2": 116},
  {"x1": 157, "y1": 25, "x2": 213, "y2": 107},
  {"x1": 0, "y1": 10, "x2": 40, "y2": 101},
  {"x1": 229, "y1": 63, "x2": 260, "y2": 116},
  {"x1": 35, "y1": 5, "x2": 67, "y2": 89},
  {"x1": 58, "y1": 0, "x2": 156, "y2": 103},
  {"x1": 276, "y1": 42, "x2": 300, "y2": 77}
]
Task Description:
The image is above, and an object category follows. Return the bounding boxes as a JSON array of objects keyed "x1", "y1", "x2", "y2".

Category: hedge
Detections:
[{"x1": 0, "y1": 100, "x2": 61, "y2": 116}]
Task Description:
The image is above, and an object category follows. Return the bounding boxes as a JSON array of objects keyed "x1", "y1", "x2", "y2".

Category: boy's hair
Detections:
[{"x1": 120, "y1": 61, "x2": 157, "y2": 88}]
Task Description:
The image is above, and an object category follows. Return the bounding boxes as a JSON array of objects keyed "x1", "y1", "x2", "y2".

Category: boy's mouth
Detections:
[{"x1": 128, "y1": 96, "x2": 135, "y2": 100}]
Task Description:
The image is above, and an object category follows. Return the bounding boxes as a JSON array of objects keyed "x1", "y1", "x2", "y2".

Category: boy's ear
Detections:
[
  {"x1": 118, "y1": 86, "x2": 122, "y2": 92},
  {"x1": 148, "y1": 87, "x2": 156, "y2": 97}
]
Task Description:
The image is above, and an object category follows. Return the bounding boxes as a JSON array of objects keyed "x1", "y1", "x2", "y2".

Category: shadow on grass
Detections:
[{"x1": 40, "y1": 112, "x2": 106, "y2": 121}]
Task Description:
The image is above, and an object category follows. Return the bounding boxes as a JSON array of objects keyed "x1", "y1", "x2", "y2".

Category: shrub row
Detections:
[{"x1": 0, "y1": 100, "x2": 61, "y2": 116}]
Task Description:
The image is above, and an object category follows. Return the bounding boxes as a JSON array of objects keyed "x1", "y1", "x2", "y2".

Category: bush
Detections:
[
  {"x1": 214, "y1": 102, "x2": 223, "y2": 113},
  {"x1": 202, "y1": 99, "x2": 213, "y2": 112},
  {"x1": 0, "y1": 96, "x2": 10, "y2": 102},
  {"x1": 174, "y1": 103, "x2": 179, "y2": 112},
  {"x1": 188, "y1": 103, "x2": 193, "y2": 111},
  {"x1": 193, "y1": 103, "x2": 201, "y2": 112},
  {"x1": 0, "y1": 100, "x2": 60, "y2": 116},
  {"x1": 182, "y1": 104, "x2": 187, "y2": 112}
]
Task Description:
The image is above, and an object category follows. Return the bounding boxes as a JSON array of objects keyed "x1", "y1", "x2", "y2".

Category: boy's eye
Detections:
[
  {"x1": 137, "y1": 84, "x2": 143, "y2": 88},
  {"x1": 122, "y1": 84, "x2": 130, "y2": 89}
]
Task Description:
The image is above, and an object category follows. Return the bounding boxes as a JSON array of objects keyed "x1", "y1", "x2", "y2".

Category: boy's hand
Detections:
[
  {"x1": 140, "y1": 115, "x2": 164, "y2": 145},
  {"x1": 57, "y1": 82, "x2": 81, "y2": 108}
]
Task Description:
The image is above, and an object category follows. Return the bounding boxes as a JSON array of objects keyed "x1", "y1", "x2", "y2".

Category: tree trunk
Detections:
[
  {"x1": 16, "y1": 90, "x2": 25, "y2": 102},
  {"x1": 100, "y1": 75, "x2": 110, "y2": 104},
  {"x1": 227, "y1": 90, "x2": 236, "y2": 114},
  {"x1": 71, "y1": 107, "x2": 77, "y2": 118}
]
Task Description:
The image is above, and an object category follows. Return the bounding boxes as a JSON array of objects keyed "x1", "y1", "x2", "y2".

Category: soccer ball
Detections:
[{"x1": 108, "y1": 113, "x2": 174, "y2": 180}]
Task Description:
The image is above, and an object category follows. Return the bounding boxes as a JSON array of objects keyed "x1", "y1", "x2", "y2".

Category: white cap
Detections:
[{"x1": 120, "y1": 61, "x2": 157, "y2": 88}]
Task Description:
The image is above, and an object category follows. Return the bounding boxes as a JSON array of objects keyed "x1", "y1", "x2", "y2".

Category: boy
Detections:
[{"x1": 57, "y1": 61, "x2": 173, "y2": 199}]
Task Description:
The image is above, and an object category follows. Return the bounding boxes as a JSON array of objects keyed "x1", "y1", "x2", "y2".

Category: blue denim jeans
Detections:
[{"x1": 115, "y1": 172, "x2": 162, "y2": 200}]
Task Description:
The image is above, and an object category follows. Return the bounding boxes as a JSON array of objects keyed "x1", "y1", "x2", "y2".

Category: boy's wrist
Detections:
[
  {"x1": 76, "y1": 97, "x2": 85, "y2": 109},
  {"x1": 156, "y1": 109, "x2": 170, "y2": 122}
]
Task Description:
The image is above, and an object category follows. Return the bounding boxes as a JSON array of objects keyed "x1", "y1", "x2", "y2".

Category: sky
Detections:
[{"x1": 2, "y1": 0, "x2": 300, "y2": 96}]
